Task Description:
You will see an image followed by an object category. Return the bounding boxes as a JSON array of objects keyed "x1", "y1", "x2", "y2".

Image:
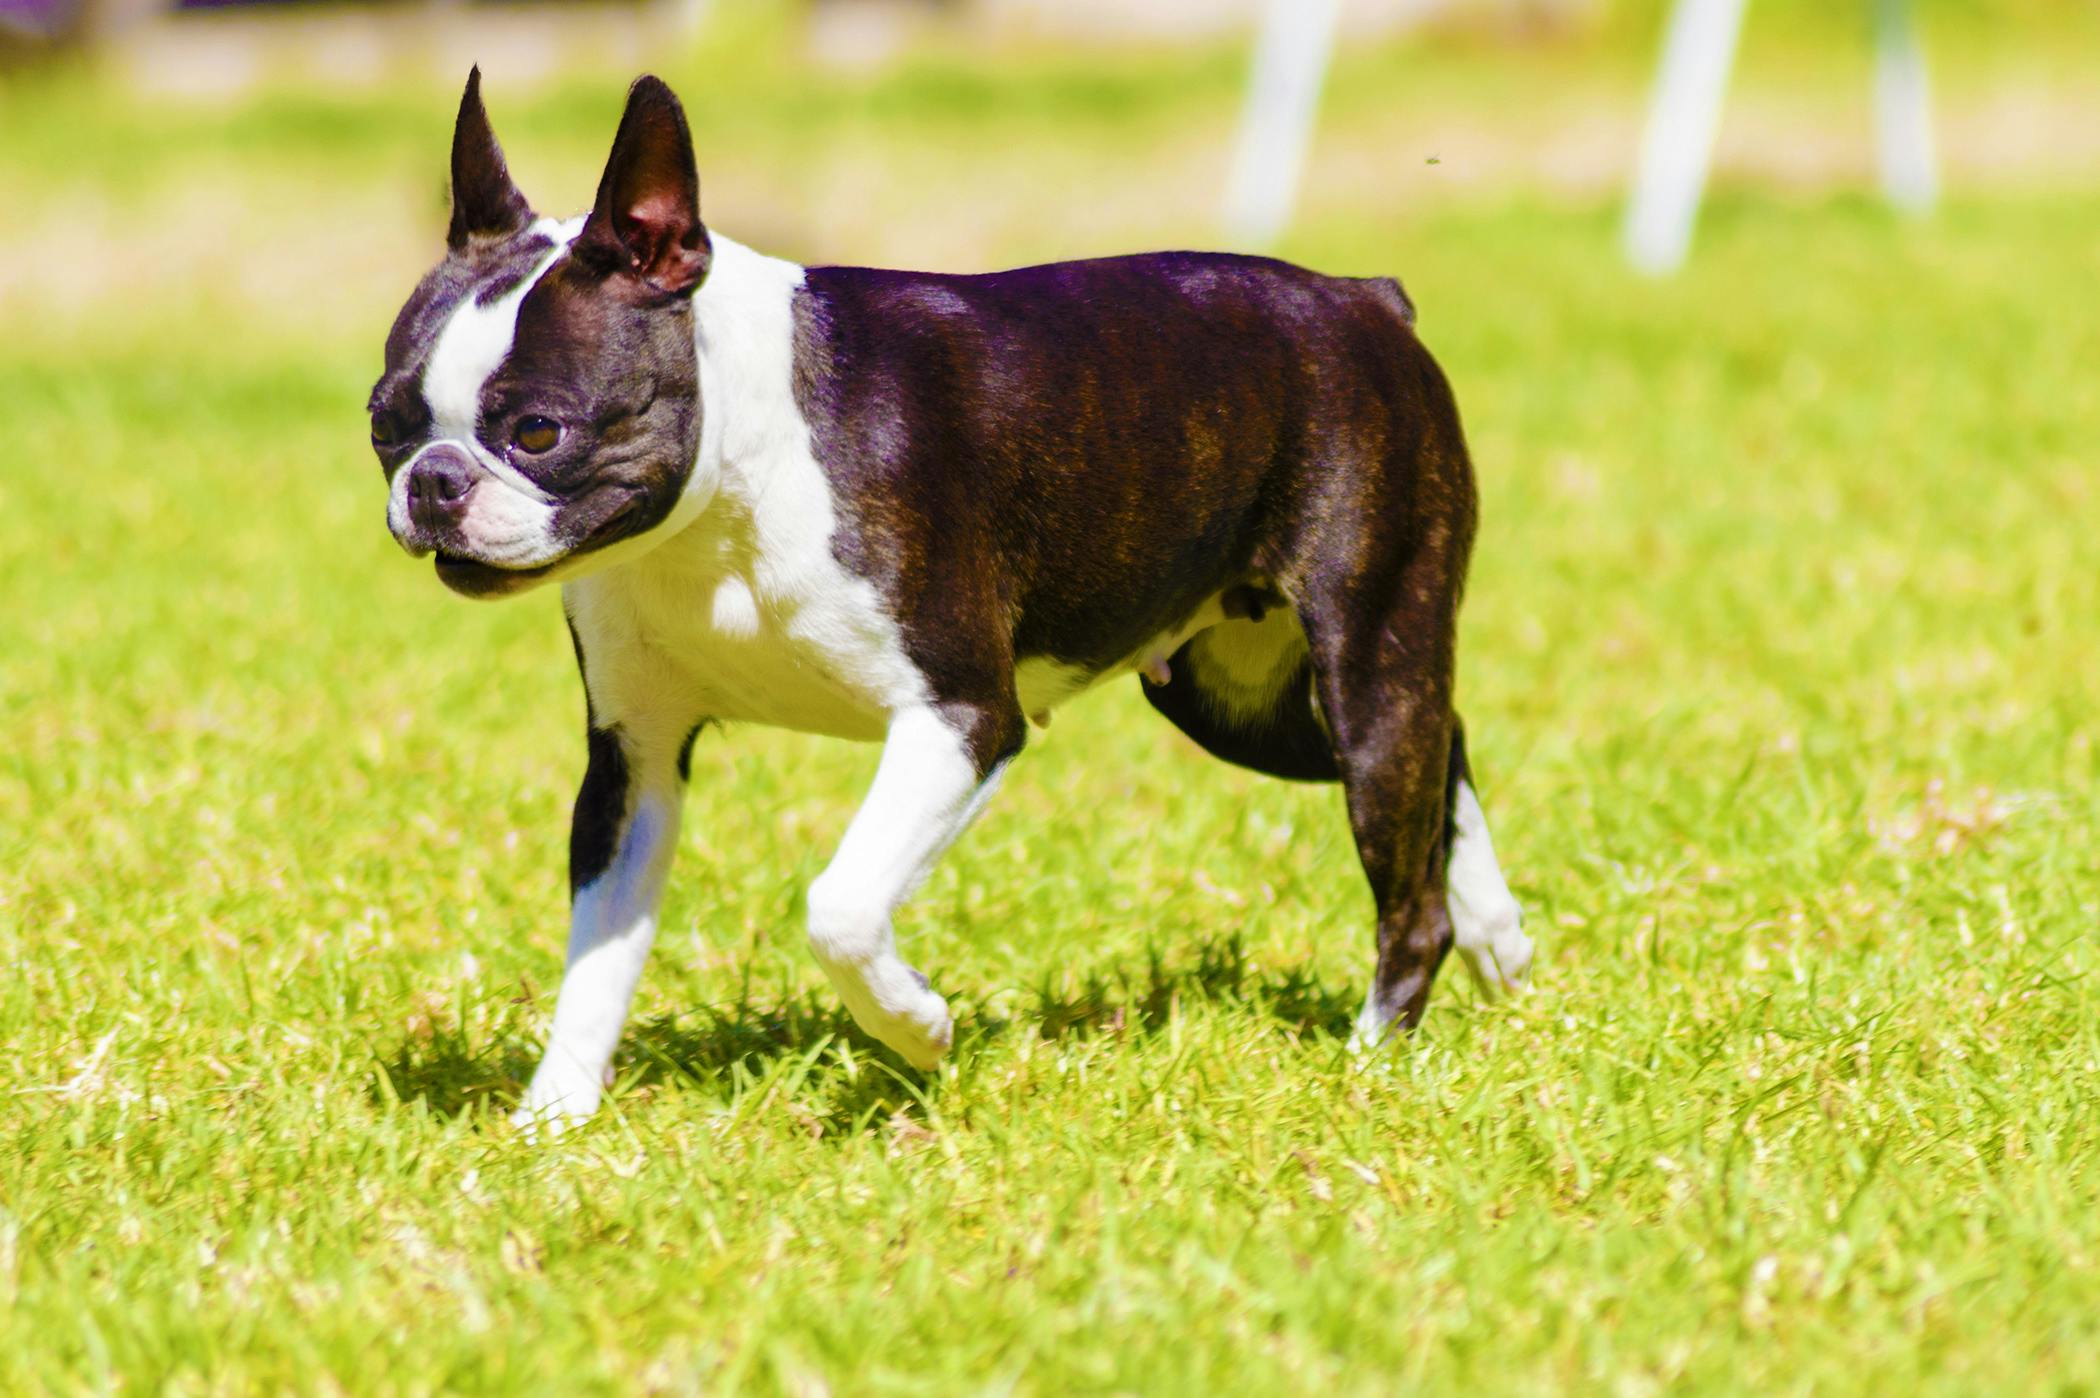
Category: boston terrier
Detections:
[{"x1": 370, "y1": 71, "x2": 1535, "y2": 1131}]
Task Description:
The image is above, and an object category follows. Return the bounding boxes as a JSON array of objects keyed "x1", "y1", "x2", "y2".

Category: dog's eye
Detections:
[
  {"x1": 513, "y1": 415, "x2": 563, "y2": 454},
  {"x1": 369, "y1": 410, "x2": 401, "y2": 448}
]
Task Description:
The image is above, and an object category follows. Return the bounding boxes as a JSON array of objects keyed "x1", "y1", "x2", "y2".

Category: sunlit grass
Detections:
[{"x1": 2, "y1": 26, "x2": 2098, "y2": 1393}]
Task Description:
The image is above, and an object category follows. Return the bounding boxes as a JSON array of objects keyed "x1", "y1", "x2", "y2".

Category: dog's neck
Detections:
[
  {"x1": 568, "y1": 229, "x2": 830, "y2": 595},
  {"x1": 689, "y1": 232, "x2": 809, "y2": 492},
  {"x1": 558, "y1": 229, "x2": 810, "y2": 586}
]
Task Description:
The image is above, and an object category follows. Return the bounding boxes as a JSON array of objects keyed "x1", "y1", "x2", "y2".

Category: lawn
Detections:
[{"x1": 3, "y1": 8, "x2": 2098, "y2": 1393}]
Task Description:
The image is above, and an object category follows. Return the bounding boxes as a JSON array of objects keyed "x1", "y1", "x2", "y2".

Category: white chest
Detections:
[
  {"x1": 563, "y1": 496, "x2": 925, "y2": 747},
  {"x1": 556, "y1": 235, "x2": 930, "y2": 748}
]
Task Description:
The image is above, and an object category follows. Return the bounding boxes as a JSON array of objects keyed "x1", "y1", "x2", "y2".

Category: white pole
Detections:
[
  {"x1": 1623, "y1": 0, "x2": 1750, "y2": 275},
  {"x1": 1222, "y1": 0, "x2": 1344, "y2": 250},
  {"x1": 1873, "y1": 0, "x2": 1938, "y2": 213}
]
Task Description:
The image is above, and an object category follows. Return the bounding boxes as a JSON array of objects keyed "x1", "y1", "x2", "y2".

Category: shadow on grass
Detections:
[
  {"x1": 369, "y1": 987, "x2": 926, "y2": 1129},
  {"x1": 370, "y1": 933, "x2": 1357, "y2": 1126},
  {"x1": 371, "y1": 1017, "x2": 538, "y2": 1123},
  {"x1": 1031, "y1": 933, "x2": 1357, "y2": 1043}
]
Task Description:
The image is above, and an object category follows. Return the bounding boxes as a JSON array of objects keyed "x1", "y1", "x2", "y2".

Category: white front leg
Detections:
[
  {"x1": 807, "y1": 705, "x2": 1011, "y2": 1069},
  {"x1": 514, "y1": 731, "x2": 683, "y2": 1133}
]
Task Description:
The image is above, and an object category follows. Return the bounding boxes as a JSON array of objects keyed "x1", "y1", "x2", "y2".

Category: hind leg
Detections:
[
  {"x1": 1334, "y1": 719, "x2": 1460, "y2": 1051},
  {"x1": 1445, "y1": 735, "x2": 1533, "y2": 998},
  {"x1": 1297, "y1": 595, "x2": 1463, "y2": 1051}
]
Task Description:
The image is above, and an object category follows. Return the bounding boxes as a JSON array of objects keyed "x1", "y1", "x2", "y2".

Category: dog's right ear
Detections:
[
  {"x1": 571, "y1": 75, "x2": 711, "y2": 297},
  {"x1": 448, "y1": 67, "x2": 534, "y2": 251}
]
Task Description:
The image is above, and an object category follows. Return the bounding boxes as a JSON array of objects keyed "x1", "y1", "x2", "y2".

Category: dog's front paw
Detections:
[
  {"x1": 820, "y1": 956, "x2": 956, "y2": 1070},
  {"x1": 510, "y1": 1061, "x2": 606, "y2": 1139},
  {"x1": 844, "y1": 979, "x2": 954, "y2": 1070},
  {"x1": 873, "y1": 987, "x2": 954, "y2": 1071}
]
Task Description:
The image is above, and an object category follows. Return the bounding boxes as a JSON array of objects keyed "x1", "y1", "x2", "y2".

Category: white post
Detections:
[
  {"x1": 1622, "y1": 0, "x2": 1750, "y2": 275},
  {"x1": 1873, "y1": 0, "x2": 1938, "y2": 213},
  {"x1": 1222, "y1": 0, "x2": 1343, "y2": 250}
]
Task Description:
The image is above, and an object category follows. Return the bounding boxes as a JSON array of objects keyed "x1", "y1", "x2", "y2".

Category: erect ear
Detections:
[
  {"x1": 448, "y1": 66, "x2": 534, "y2": 251},
  {"x1": 572, "y1": 75, "x2": 712, "y2": 297}
]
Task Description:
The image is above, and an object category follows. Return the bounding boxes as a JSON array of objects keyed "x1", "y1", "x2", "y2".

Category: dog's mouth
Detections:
[
  {"x1": 427, "y1": 493, "x2": 649, "y2": 599},
  {"x1": 433, "y1": 551, "x2": 552, "y2": 598}
]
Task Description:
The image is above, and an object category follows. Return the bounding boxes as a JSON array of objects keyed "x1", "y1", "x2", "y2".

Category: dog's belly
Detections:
[{"x1": 1014, "y1": 590, "x2": 1237, "y2": 723}]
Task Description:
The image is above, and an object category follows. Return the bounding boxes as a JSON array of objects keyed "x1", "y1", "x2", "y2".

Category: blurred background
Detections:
[
  {"x1": 5, "y1": 0, "x2": 2097, "y2": 965},
  {"x1": 5, "y1": 10, "x2": 2097, "y2": 1385},
  {"x1": 5, "y1": 0, "x2": 2098, "y2": 349},
  {"x1": 4, "y1": 0, "x2": 2095, "y2": 864},
  {"x1": 4, "y1": 0, "x2": 2097, "y2": 965}
]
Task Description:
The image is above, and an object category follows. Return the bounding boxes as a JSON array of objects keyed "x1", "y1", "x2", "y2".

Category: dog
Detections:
[{"x1": 370, "y1": 71, "x2": 1534, "y2": 1130}]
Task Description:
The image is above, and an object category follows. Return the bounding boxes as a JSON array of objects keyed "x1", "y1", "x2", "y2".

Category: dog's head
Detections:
[{"x1": 370, "y1": 70, "x2": 713, "y2": 599}]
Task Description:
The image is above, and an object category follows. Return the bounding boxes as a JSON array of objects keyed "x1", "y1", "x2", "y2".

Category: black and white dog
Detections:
[{"x1": 370, "y1": 72, "x2": 1533, "y2": 1130}]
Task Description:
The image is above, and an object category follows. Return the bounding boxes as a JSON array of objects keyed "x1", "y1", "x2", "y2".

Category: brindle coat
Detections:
[{"x1": 369, "y1": 73, "x2": 1531, "y2": 1127}]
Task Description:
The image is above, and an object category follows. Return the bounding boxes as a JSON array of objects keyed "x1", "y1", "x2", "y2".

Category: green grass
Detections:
[{"x1": 4, "y1": 18, "x2": 2099, "y2": 1394}]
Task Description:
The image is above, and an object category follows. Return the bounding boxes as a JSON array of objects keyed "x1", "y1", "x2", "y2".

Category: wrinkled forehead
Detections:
[
  {"x1": 370, "y1": 220, "x2": 579, "y2": 416},
  {"x1": 381, "y1": 229, "x2": 554, "y2": 370}
]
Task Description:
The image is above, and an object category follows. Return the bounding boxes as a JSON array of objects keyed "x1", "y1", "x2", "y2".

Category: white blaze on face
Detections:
[{"x1": 386, "y1": 220, "x2": 581, "y2": 567}]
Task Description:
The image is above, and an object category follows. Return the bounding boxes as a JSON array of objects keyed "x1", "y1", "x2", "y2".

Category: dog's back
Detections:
[{"x1": 793, "y1": 252, "x2": 1464, "y2": 724}]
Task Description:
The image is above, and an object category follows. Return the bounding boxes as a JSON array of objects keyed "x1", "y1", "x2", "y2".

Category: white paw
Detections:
[
  {"x1": 510, "y1": 1061, "x2": 606, "y2": 1139},
  {"x1": 835, "y1": 972, "x2": 954, "y2": 1070},
  {"x1": 1347, "y1": 997, "x2": 1396, "y2": 1056},
  {"x1": 878, "y1": 990, "x2": 955, "y2": 1070},
  {"x1": 1458, "y1": 927, "x2": 1535, "y2": 999}
]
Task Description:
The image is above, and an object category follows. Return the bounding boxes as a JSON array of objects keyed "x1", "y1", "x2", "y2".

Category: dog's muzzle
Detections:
[
  {"x1": 405, "y1": 448, "x2": 476, "y2": 539},
  {"x1": 389, "y1": 443, "x2": 482, "y2": 556}
]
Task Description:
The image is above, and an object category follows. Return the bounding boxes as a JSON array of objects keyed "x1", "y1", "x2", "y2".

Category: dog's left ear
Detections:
[
  {"x1": 449, "y1": 66, "x2": 535, "y2": 250},
  {"x1": 573, "y1": 75, "x2": 712, "y2": 297}
]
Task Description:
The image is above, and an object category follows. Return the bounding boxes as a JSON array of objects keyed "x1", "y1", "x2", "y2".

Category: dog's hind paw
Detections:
[{"x1": 1457, "y1": 921, "x2": 1534, "y2": 1000}]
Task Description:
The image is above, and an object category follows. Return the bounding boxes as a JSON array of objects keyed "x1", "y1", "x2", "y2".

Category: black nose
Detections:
[{"x1": 406, "y1": 454, "x2": 475, "y2": 533}]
